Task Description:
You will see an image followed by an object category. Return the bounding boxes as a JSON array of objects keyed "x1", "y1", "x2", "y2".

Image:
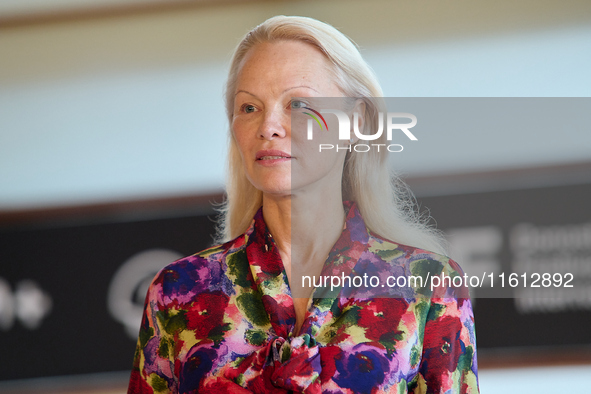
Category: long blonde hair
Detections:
[{"x1": 217, "y1": 15, "x2": 446, "y2": 255}]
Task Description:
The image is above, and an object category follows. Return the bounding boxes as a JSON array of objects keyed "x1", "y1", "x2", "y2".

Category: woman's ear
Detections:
[{"x1": 350, "y1": 99, "x2": 366, "y2": 144}]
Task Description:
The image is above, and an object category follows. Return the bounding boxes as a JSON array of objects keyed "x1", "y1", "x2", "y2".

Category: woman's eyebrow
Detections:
[
  {"x1": 235, "y1": 86, "x2": 319, "y2": 98},
  {"x1": 235, "y1": 89, "x2": 255, "y2": 97},
  {"x1": 282, "y1": 85, "x2": 319, "y2": 94}
]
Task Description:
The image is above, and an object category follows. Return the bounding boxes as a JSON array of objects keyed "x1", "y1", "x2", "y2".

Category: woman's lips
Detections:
[
  {"x1": 256, "y1": 150, "x2": 292, "y2": 160},
  {"x1": 255, "y1": 150, "x2": 292, "y2": 166}
]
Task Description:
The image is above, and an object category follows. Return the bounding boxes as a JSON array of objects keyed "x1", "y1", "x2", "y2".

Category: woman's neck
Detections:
[{"x1": 262, "y1": 191, "x2": 346, "y2": 297}]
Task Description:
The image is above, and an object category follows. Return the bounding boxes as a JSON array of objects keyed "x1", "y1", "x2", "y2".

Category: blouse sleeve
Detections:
[
  {"x1": 412, "y1": 261, "x2": 480, "y2": 394},
  {"x1": 128, "y1": 273, "x2": 178, "y2": 394}
]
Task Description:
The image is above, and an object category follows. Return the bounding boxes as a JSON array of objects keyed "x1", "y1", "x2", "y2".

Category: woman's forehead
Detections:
[{"x1": 235, "y1": 40, "x2": 337, "y2": 95}]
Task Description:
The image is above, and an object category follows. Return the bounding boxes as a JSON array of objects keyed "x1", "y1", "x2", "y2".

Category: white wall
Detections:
[
  {"x1": 2, "y1": 25, "x2": 590, "y2": 209},
  {"x1": 479, "y1": 365, "x2": 591, "y2": 393},
  {"x1": 0, "y1": 64, "x2": 228, "y2": 207},
  {"x1": 1, "y1": 0, "x2": 590, "y2": 210}
]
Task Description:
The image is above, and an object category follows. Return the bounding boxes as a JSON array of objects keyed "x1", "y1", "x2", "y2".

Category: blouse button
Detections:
[{"x1": 275, "y1": 377, "x2": 285, "y2": 386}]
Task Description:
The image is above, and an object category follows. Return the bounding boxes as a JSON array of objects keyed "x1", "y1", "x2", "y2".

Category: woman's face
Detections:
[{"x1": 232, "y1": 40, "x2": 347, "y2": 198}]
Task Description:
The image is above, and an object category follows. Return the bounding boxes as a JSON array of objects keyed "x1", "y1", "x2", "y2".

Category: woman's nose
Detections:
[{"x1": 258, "y1": 108, "x2": 288, "y2": 140}]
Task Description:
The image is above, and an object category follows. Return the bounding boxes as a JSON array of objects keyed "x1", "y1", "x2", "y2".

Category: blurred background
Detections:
[{"x1": 1, "y1": 0, "x2": 590, "y2": 392}]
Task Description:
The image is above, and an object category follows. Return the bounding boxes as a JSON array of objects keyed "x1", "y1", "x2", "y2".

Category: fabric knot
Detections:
[
  {"x1": 223, "y1": 335, "x2": 322, "y2": 393},
  {"x1": 270, "y1": 334, "x2": 322, "y2": 393}
]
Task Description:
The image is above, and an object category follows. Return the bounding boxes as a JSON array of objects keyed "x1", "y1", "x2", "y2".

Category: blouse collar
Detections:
[{"x1": 243, "y1": 201, "x2": 372, "y2": 336}]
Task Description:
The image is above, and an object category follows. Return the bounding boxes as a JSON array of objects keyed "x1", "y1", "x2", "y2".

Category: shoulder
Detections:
[
  {"x1": 368, "y1": 232, "x2": 456, "y2": 270},
  {"x1": 148, "y1": 233, "x2": 249, "y2": 304},
  {"x1": 366, "y1": 233, "x2": 469, "y2": 297}
]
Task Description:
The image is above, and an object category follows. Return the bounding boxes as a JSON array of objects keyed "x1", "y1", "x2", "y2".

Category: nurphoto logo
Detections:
[{"x1": 302, "y1": 105, "x2": 418, "y2": 153}]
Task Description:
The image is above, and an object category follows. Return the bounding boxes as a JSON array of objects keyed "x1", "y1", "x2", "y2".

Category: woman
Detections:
[{"x1": 129, "y1": 16, "x2": 479, "y2": 393}]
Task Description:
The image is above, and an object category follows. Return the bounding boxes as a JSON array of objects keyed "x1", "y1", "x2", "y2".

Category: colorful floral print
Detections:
[{"x1": 128, "y1": 202, "x2": 479, "y2": 393}]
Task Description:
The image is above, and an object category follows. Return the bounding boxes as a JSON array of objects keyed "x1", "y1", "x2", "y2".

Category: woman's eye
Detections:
[
  {"x1": 290, "y1": 100, "x2": 306, "y2": 109},
  {"x1": 242, "y1": 104, "x2": 256, "y2": 113}
]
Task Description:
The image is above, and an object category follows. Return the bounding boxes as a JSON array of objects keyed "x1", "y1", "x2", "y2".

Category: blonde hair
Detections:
[{"x1": 217, "y1": 15, "x2": 446, "y2": 255}]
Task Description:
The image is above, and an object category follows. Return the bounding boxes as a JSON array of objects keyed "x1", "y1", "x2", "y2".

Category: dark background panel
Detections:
[
  {"x1": 418, "y1": 182, "x2": 591, "y2": 351},
  {"x1": 0, "y1": 213, "x2": 218, "y2": 381}
]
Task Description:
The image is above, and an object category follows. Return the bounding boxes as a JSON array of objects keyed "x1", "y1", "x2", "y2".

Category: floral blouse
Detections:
[{"x1": 128, "y1": 202, "x2": 479, "y2": 393}]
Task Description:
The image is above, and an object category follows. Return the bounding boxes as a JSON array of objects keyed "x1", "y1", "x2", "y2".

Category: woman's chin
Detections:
[{"x1": 257, "y1": 183, "x2": 293, "y2": 198}]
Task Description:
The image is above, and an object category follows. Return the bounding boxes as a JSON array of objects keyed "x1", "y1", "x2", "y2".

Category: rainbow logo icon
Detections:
[{"x1": 303, "y1": 107, "x2": 329, "y2": 131}]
